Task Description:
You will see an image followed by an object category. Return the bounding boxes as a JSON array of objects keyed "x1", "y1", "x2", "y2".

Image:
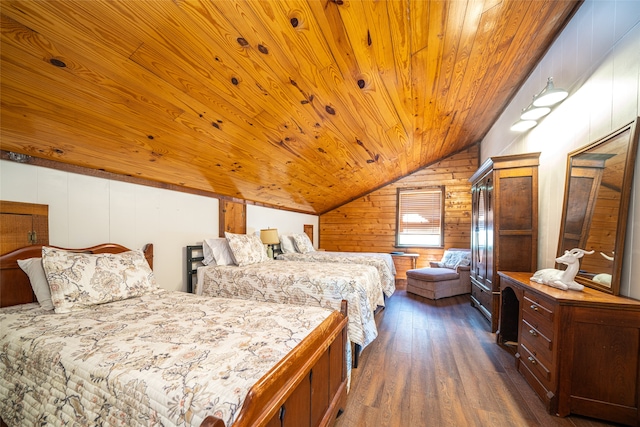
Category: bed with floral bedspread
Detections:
[
  {"x1": 0, "y1": 290, "x2": 341, "y2": 427},
  {"x1": 196, "y1": 260, "x2": 384, "y2": 350},
  {"x1": 276, "y1": 251, "x2": 396, "y2": 297}
]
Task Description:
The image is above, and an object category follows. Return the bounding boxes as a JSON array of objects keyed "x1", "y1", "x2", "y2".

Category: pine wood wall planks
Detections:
[
  {"x1": 319, "y1": 145, "x2": 479, "y2": 266},
  {"x1": 0, "y1": 1, "x2": 582, "y2": 214}
]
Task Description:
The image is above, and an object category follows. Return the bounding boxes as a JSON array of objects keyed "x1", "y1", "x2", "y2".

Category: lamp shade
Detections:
[
  {"x1": 510, "y1": 120, "x2": 537, "y2": 132},
  {"x1": 260, "y1": 228, "x2": 280, "y2": 245},
  {"x1": 520, "y1": 104, "x2": 550, "y2": 121},
  {"x1": 532, "y1": 77, "x2": 568, "y2": 107}
]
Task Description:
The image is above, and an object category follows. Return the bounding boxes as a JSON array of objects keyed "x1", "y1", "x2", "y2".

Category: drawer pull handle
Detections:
[
  {"x1": 528, "y1": 356, "x2": 537, "y2": 365},
  {"x1": 529, "y1": 329, "x2": 537, "y2": 337},
  {"x1": 530, "y1": 304, "x2": 538, "y2": 311}
]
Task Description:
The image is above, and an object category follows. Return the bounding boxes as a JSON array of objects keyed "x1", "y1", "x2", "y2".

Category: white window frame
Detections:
[{"x1": 395, "y1": 186, "x2": 445, "y2": 248}]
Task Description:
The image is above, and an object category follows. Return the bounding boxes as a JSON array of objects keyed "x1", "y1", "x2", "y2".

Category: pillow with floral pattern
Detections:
[
  {"x1": 225, "y1": 232, "x2": 269, "y2": 266},
  {"x1": 42, "y1": 247, "x2": 158, "y2": 313},
  {"x1": 292, "y1": 233, "x2": 315, "y2": 254}
]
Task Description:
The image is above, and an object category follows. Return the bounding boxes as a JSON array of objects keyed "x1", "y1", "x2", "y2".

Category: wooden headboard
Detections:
[{"x1": 0, "y1": 243, "x2": 154, "y2": 308}]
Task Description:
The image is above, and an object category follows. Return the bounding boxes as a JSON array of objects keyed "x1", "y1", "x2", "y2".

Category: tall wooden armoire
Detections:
[{"x1": 469, "y1": 153, "x2": 539, "y2": 332}]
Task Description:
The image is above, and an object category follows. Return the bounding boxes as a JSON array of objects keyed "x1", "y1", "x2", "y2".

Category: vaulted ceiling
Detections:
[{"x1": 0, "y1": 0, "x2": 581, "y2": 214}]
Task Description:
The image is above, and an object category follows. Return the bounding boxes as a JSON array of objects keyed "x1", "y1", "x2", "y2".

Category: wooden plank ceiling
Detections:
[{"x1": 0, "y1": 0, "x2": 581, "y2": 214}]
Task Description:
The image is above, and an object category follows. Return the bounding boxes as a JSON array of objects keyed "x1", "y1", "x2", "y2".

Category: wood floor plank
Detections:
[
  {"x1": 335, "y1": 290, "x2": 621, "y2": 427},
  {"x1": 379, "y1": 352, "x2": 412, "y2": 426}
]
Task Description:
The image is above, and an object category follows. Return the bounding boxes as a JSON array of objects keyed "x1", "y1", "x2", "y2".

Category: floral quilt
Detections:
[
  {"x1": 196, "y1": 261, "x2": 384, "y2": 349},
  {"x1": 0, "y1": 291, "x2": 336, "y2": 427},
  {"x1": 276, "y1": 251, "x2": 396, "y2": 297}
]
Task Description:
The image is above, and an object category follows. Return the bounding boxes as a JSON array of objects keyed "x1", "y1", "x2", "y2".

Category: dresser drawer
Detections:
[
  {"x1": 521, "y1": 309, "x2": 554, "y2": 344},
  {"x1": 520, "y1": 342, "x2": 553, "y2": 389},
  {"x1": 517, "y1": 354, "x2": 556, "y2": 414},
  {"x1": 523, "y1": 291, "x2": 554, "y2": 324},
  {"x1": 520, "y1": 316, "x2": 554, "y2": 369}
]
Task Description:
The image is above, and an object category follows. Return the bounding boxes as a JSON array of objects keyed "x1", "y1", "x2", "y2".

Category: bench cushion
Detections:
[{"x1": 406, "y1": 267, "x2": 459, "y2": 281}]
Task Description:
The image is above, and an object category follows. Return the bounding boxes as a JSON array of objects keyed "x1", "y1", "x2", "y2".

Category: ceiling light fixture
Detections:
[{"x1": 510, "y1": 77, "x2": 568, "y2": 133}]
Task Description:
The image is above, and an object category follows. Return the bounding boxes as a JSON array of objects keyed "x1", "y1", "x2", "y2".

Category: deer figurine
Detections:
[{"x1": 530, "y1": 248, "x2": 595, "y2": 291}]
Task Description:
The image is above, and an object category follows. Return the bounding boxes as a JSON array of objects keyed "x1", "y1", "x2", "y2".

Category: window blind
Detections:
[{"x1": 396, "y1": 187, "x2": 443, "y2": 246}]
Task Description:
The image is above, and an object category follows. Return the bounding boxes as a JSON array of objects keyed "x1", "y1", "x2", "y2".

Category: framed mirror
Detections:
[{"x1": 557, "y1": 118, "x2": 639, "y2": 294}]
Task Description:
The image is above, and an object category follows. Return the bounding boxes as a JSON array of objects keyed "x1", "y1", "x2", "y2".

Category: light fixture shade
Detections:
[
  {"x1": 510, "y1": 120, "x2": 537, "y2": 132},
  {"x1": 520, "y1": 104, "x2": 551, "y2": 120},
  {"x1": 260, "y1": 228, "x2": 280, "y2": 245},
  {"x1": 532, "y1": 77, "x2": 568, "y2": 107}
]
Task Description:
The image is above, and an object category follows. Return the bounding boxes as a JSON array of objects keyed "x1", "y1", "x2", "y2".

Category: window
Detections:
[{"x1": 396, "y1": 186, "x2": 444, "y2": 247}]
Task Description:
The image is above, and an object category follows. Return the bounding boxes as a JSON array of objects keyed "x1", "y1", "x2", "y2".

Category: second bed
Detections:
[{"x1": 188, "y1": 234, "x2": 385, "y2": 354}]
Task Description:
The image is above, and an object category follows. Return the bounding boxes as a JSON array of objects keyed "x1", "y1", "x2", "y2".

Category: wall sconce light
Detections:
[
  {"x1": 520, "y1": 100, "x2": 551, "y2": 121},
  {"x1": 510, "y1": 77, "x2": 568, "y2": 132},
  {"x1": 533, "y1": 77, "x2": 568, "y2": 107},
  {"x1": 510, "y1": 120, "x2": 537, "y2": 132}
]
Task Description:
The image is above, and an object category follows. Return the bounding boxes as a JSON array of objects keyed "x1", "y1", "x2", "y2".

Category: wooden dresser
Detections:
[{"x1": 498, "y1": 271, "x2": 640, "y2": 426}]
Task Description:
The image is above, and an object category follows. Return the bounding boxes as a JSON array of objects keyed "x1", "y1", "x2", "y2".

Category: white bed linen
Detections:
[
  {"x1": 196, "y1": 260, "x2": 384, "y2": 349},
  {"x1": 0, "y1": 291, "x2": 336, "y2": 427},
  {"x1": 276, "y1": 251, "x2": 396, "y2": 297}
]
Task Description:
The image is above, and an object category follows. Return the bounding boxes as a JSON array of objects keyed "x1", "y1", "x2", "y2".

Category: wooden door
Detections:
[
  {"x1": 219, "y1": 200, "x2": 246, "y2": 236},
  {"x1": 304, "y1": 224, "x2": 313, "y2": 245},
  {"x1": 0, "y1": 201, "x2": 49, "y2": 255}
]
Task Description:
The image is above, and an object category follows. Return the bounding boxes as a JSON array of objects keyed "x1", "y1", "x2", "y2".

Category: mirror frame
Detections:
[{"x1": 557, "y1": 118, "x2": 640, "y2": 295}]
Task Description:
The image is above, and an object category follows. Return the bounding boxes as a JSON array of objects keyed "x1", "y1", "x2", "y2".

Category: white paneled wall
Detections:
[
  {"x1": 0, "y1": 160, "x2": 317, "y2": 291},
  {"x1": 481, "y1": 0, "x2": 640, "y2": 298},
  {"x1": 247, "y1": 205, "x2": 319, "y2": 248}
]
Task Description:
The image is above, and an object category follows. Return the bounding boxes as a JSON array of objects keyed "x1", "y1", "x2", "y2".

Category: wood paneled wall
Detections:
[{"x1": 320, "y1": 144, "x2": 479, "y2": 268}]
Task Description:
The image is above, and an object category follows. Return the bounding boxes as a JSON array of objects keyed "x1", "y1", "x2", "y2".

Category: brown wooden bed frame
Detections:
[{"x1": 0, "y1": 243, "x2": 348, "y2": 427}]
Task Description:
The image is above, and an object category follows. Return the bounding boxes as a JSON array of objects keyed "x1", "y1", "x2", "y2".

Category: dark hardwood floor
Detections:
[{"x1": 335, "y1": 289, "x2": 622, "y2": 427}]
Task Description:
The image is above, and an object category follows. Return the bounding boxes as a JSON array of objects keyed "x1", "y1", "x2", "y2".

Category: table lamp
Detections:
[{"x1": 260, "y1": 228, "x2": 279, "y2": 259}]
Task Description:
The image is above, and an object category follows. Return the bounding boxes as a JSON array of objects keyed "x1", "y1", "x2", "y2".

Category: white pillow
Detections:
[
  {"x1": 458, "y1": 252, "x2": 471, "y2": 267},
  {"x1": 292, "y1": 233, "x2": 315, "y2": 254},
  {"x1": 279, "y1": 235, "x2": 297, "y2": 254},
  {"x1": 17, "y1": 257, "x2": 54, "y2": 311},
  {"x1": 42, "y1": 247, "x2": 158, "y2": 313},
  {"x1": 224, "y1": 232, "x2": 269, "y2": 266},
  {"x1": 438, "y1": 250, "x2": 471, "y2": 269},
  {"x1": 203, "y1": 237, "x2": 236, "y2": 266},
  {"x1": 202, "y1": 238, "x2": 216, "y2": 265}
]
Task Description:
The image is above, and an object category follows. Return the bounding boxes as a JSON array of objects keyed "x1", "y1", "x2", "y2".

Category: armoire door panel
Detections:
[
  {"x1": 499, "y1": 176, "x2": 534, "y2": 230},
  {"x1": 498, "y1": 235, "x2": 534, "y2": 272}
]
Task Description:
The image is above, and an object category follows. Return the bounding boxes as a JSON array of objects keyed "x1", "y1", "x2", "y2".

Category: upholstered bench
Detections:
[{"x1": 406, "y1": 249, "x2": 471, "y2": 300}]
